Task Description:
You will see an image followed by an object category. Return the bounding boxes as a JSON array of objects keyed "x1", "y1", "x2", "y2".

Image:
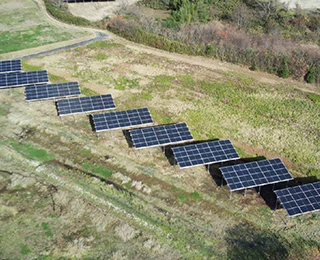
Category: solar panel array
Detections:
[
  {"x1": 0, "y1": 70, "x2": 49, "y2": 89},
  {"x1": 220, "y1": 158, "x2": 293, "y2": 191},
  {"x1": 130, "y1": 123, "x2": 193, "y2": 149},
  {"x1": 274, "y1": 182, "x2": 320, "y2": 217},
  {"x1": 0, "y1": 59, "x2": 22, "y2": 74},
  {"x1": 91, "y1": 108, "x2": 153, "y2": 132},
  {"x1": 25, "y1": 82, "x2": 81, "y2": 101},
  {"x1": 172, "y1": 140, "x2": 240, "y2": 169},
  {"x1": 56, "y1": 94, "x2": 115, "y2": 116}
]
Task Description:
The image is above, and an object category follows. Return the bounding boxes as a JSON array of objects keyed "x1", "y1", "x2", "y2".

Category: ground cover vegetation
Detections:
[
  {"x1": 104, "y1": 0, "x2": 320, "y2": 84},
  {"x1": 0, "y1": 0, "x2": 87, "y2": 55}
]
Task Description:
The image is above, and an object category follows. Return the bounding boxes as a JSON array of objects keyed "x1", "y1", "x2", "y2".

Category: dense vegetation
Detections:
[
  {"x1": 44, "y1": 0, "x2": 106, "y2": 28},
  {"x1": 107, "y1": 0, "x2": 320, "y2": 83}
]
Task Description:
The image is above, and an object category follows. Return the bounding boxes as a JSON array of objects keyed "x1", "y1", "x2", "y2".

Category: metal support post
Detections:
[{"x1": 258, "y1": 186, "x2": 261, "y2": 195}]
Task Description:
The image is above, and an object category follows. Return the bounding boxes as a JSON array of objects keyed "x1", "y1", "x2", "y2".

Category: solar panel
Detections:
[
  {"x1": 25, "y1": 82, "x2": 81, "y2": 101},
  {"x1": 56, "y1": 94, "x2": 116, "y2": 116},
  {"x1": 0, "y1": 70, "x2": 49, "y2": 89},
  {"x1": 91, "y1": 108, "x2": 153, "y2": 132},
  {"x1": 172, "y1": 140, "x2": 240, "y2": 169},
  {"x1": 0, "y1": 59, "x2": 22, "y2": 74},
  {"x1": 129, "y1": 123, "x2": 194, "y2": 149},
  {"x1": 275, "y1": 182, "x2": 320, "y2": 217},
  {"x1": 220, "y1": 158, "x2": 293, "y2": 191}
]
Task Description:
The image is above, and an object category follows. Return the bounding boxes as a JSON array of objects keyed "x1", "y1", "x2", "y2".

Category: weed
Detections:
[
  {"x1": 81, "y1": 87, "x2": 98, "y2": 96},
  {"x1": 49, "y1": 73, "x2": 67, "y2": 83},
  {"x1": 124, "y1": 181, "x2": 132, "y2": 188},
  {"x1": 177, "y1": 194, "x2": 186, "y2": 200},
  {"x1": 114, "y1": 77, "x2": 139, "y2": 90},
  {"x1": 189, "y1": 191, "x2": 202, "y2": 200},
  {"x1": 21, "y1": 244, "x2": 31, "y2": 255},
  {"x1": 22, "y1": 61, "x2": 42, "y2": 71},
  {"x1": 307, "y1": 93, "x2": 320, "y2": 104},
  {"x1": 179, "y1": 75, "x2": 195, "y2": 89},
  {"x1": 92, "y1": 52, "x2": 108, "y2": 60},
  {"x1": 6, "y1": 140, "x2": 54, "y2": 162},
  {"x1": 140, "y1": 91, "x2": 153, "y2": 101},
  {"x1": 82, "y1": 162, "x2": 113, "y2": 178}
]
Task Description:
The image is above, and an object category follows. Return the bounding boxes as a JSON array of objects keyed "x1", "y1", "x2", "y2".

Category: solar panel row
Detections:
[
  {"x1": 129, "y1": 123, "x2": 193, "y2": 149},
  {"x1": 56, "y1": 94, "x2": 116, "y2": 116},
  {"x1": 0, "y1": 59, "x2": 22, "y2": 74},
  {"x1": 220, "y1": 158, "x2": 293, "y2": 191},
  {"x1": 172, "y1": 140, "x2": 240, "y2": 169},
  {"x1": 25, "y1": 82, "x2": 81, "y2": 101},
  {"x1": 91, "y1": 108, "x2": 153, "y2": 132},
  {"x1": 0, "y1": 70, "x2": 49, "y2": 89},
  {"x1": 275, "y1": 182, "x2": 320, "y2": 217}
]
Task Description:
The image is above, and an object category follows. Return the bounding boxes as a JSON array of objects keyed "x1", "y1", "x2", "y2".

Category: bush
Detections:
[
  {"x1": 279, "y1": 57, "x2": 290, "y2": 78},
  {"x1": 305, "y1": 66, "x2": 317, "y2": 84}
]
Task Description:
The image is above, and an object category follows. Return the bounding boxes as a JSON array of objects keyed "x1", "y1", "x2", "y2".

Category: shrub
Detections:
[{"x1": 305, "y1": 66, "x2": 317, "y2": 84}]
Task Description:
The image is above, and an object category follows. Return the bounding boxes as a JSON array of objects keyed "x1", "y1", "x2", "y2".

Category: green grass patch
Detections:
[
  {"x1": 0, "y1": 103, "x2": 10, "y2": 117},
  {"x1": 41, "y1": 222, "x2": 53, "y2": 237},
  {"x1": 124, "y1": 181, "x2": 132, "y2": 188},
  {"x1": 22, "y1": 61, "x2": 42, "y2": 71},
  {"x1": 114, "y1": 76, "x2": 139, "y2": 90},
  {"x1": 20, "y1": 244, "x2": 31, "y2": 255},
  {"x1": 307, "y1": 93, "x2": 320, "y2": 104},
  {"x1": 49, "y1": 73, "x2": 67, "y2": 83},
  {"x1": 307, "y1": 168, "x2": 320, "y2": 179},
  {"x1": 0, "y1": 24, "x2": 77, "y2": 54},
  {"x1": 92, "y1": 52, "x2": 108, "y2": 60},
  {"x1": 149, "y1": 108, "x2": 174, "y2": 124},
  {"x1": 4, "y1": 140, "x2": 54, "y2": 162},
  {"x1": 140, "y1": 91, "x2": 153, "y2": 101},
  {"x1": 179, "y1": 75, "x2": 195, "y2": 89},
  {"x1": 189, "y1": 191, "x2": 202, "y2": 200},
  {"x1": 81, "y1": 87, "x2": 98, "y2": 96},
  {"x1": 177, "y1": 194, "x2": 186, "y2": 200},
  {"x1": 87, "y1": 41, "x2": 123, "y2": 49},
  {"x1": 82, "y1": 162, "x2": 114, "y2": 178},
  {"x1": 152, "y1": 75, "x2": 174, "y2": 91}
]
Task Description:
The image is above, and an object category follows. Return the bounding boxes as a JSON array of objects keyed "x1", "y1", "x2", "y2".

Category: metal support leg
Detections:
[
  {"x1": 258, "y1": 186, "x2": 261, "y2": 195},
  {"x1": 229, "y1": 190, "x2": 232, "y2": 199},
  {"x1": 244, "y1": 188, "x2": 247, "y2": 197},
  {"x1": 274, "y1": 198, "x2": 278, "y2": 210},
  {"x1": 221, "y1": 178, "x2": 223, "y2": 187},
  {"x1": 207, "y1": 164, "x2": 210, "y2": 173}
]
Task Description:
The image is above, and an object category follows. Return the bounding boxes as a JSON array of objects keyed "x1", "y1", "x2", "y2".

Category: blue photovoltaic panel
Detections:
[
  {"x1": 25, "y1": 82, "x2": 81, "y2": 101},
  {"x1": 0, "y1": 59, "x2": 22, "y2": 74},
  {"x1": 220, "y1": 158, "x2": 293, "y2": 191},
  {"x1": 129, "y1": 123, "x2": 193, "y2": 149},
  {"x1": 275, "y1": 182, "x2": 320, "y2": 217},
  {"x1": 0, "y1": 70, "x2": 49, "y2": 89},
  {"x1": 56, "y1": 94, "x2": 115, "y2": 116},
  {"x1": 172, "y1": 140, "x2": 240, "y2": 169},
  {"x1": 91, "y1": 108, "x2": 153, "y2": 132}
]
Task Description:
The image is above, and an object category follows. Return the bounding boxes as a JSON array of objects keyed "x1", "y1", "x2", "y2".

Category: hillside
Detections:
[{"x1": 1, "y1": 0, "x2": 320, "y2": 259}]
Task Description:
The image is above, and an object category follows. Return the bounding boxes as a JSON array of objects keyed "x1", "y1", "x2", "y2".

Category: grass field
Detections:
[
  {"x1": 0, "y1": 39, "x2": 319, "y2": 259},
  {"x1": 0, "y1": 0, "x2": 87, "y2": 54}
]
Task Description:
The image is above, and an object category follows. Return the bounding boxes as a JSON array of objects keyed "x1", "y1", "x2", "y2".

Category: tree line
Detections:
[{"x1": 107, "y1": 0, "x2": 320, "y2": 83}]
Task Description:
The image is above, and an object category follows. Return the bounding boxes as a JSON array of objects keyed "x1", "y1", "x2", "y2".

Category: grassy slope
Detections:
[
  {"x1": 0, "y1": 0, "x2": 87, "y2": 54},
  {"x1": 0, "y1": 41, "x2": 319, "y2": 259}
]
